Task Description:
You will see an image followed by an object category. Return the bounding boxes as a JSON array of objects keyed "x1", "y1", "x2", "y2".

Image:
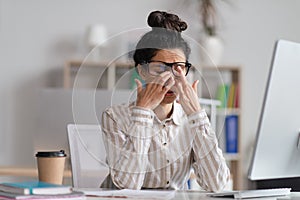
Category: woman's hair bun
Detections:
[{"x1": 147, "y1": 10, "x2": 187, "y2": 32}]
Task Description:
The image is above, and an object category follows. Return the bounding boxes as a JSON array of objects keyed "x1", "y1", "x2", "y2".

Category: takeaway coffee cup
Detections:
[{"x1": 35, "y1": 150, "x2": 67, "y2": 185}]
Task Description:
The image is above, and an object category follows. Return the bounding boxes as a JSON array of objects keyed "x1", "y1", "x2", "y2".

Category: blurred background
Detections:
[{"x1": 0, "y1": 0, "x2": 299, "y2": 190}]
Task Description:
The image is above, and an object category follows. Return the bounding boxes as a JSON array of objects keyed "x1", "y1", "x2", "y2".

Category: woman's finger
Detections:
[
  {"x1": 162, "y1": 76, "x2": 175, "y2": 93},
  {"x1": 174, "y1": 66, "x2": 187, "y2": 81},
  {"x1": 175, "y1": 79, "x2": 185, "y2": 96},
  {"x1": 192, "y1": 80, "x2": 199, "y2": 94},
  {"x1": 135, "y1": 79, "x2": 143, "y2": 94},
  {"x1": 156, "y1": 71, "x2": 172, "y2": 85},
  {"x1": 150, "y1": 71, "x2": 172, "y2": 88}
]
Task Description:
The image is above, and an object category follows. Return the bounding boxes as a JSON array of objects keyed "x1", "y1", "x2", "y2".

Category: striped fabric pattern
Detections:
[{"x1": 101, "y1": 102, "x2": 230, "y2": 192}]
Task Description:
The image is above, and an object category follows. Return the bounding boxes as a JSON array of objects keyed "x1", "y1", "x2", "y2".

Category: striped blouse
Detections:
[{"x1": 101, "y1": 101, "x2": 230, "y2": 192}]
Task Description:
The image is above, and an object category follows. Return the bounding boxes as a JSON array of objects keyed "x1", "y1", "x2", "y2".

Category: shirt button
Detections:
[
  {"x1": 192, "y1": 120, "x2": 195, "y2": 124},
  {"x1": 167, "y1": 181, "x2": 170, "y2": 184},
  {"x1": 163, "y1": 142, "x2": 167, "y2": 146},
  {"x1": 167, "y1": 159, "x2": 170, "y2": 163}
]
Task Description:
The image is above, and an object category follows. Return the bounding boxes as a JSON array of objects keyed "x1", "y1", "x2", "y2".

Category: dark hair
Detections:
[{"x1": 133, "y1": 11, "x2": 191, "y2": 66}]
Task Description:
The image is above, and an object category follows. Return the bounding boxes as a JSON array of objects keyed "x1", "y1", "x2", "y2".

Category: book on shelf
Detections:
[
  {"x1": 225, "y1": 115, "x2": 238, "y2": 153},
  {"x1": 234, "y1": 83, "x2": 240, "y2": 108},
  {"x1": 216, "y1": 84, "x2": 229, "y2": 108},
  {"x1": 0, "y1": 181, "x2": 72, "y2": 195},
  {"x1": 227, "y1": 83, "x2": 236, "y2": 108},
  {"x1": 216, "y1": 83, "x2": 239, "y2": 109}
]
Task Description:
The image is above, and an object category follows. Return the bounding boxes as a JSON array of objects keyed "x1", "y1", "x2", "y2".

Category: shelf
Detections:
[
  {"x1": 223, "y1": 153, "x2": 240, "y2": 161},
  {"x1": 64, "y1": 60, "x2": 134, "y2": 89},
  {"x1": 66, "y1": 60, "x2": 133, "y2": 69},
  {"x1": 217, "y1": 108, "x2": 241, "y2": 116},
  {"x1": 204, "y1": 107, "x2": 240, "y2": 115}
]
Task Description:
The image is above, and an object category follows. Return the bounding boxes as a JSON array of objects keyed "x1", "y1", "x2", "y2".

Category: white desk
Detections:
[
  {"x1": 0, "y1": 166, "x2": 71, "y2": 177},
  {"x1": 85, "y1": 191, "x2": 300, "y2": 200}
]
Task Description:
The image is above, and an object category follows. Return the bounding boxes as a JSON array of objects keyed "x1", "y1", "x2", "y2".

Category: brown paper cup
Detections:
[{"x1": 36, "y1": 150, "x2": 66, "y2": 185}]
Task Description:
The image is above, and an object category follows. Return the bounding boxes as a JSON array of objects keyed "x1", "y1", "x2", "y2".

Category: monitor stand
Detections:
[{"x1": 256, "y1": 177, "x2": 300, "y2": 191}]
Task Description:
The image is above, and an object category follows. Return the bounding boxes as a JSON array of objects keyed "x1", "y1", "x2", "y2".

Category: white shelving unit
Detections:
[
  {"x1": 64, "y1": 60, "x2": 134, "y2": 89},
  {"x1": 199, "y1": 66, "x2": 242, "y2": 190}
]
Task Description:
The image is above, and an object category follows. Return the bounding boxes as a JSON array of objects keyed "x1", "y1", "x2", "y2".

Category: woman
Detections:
[{"x1": 101, "y1": 10, "x2": 230, "y2": 192}]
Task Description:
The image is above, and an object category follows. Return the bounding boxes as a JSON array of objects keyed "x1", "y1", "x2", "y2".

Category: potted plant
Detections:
[
  {"x1": 200, "y1": 0, "x2": 217, "y2": 36},
  {"x1": 199, "y1": 0, "x2": 224, "y2": 66}
]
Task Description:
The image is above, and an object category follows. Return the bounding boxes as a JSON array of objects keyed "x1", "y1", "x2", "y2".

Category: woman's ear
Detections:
[{"x1": 136, "y1": 64, "x2": 147, "y2": 80}]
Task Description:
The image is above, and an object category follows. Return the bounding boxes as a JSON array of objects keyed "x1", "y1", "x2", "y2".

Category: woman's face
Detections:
[{"x1": 139, "y1": 48, "x2": 187, "y2": 104}]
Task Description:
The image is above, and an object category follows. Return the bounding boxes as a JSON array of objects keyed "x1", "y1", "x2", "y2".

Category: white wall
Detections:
[
  {"x1": 0, "y1": 0, "x2": 300, "y2": 189},
  {"x1": 0, "y1": 0, "x2": 178, "y2": 166}
]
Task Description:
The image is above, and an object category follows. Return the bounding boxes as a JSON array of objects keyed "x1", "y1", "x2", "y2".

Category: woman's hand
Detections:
[
  {"x1": 174, "y1": 67, "x2": 201, "y2": 115},
  {"x1": 135, "y1": 71, "x2": 175, "y2": 110}
]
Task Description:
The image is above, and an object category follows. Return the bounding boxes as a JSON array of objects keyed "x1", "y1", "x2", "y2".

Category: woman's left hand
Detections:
[{"x1": 174, "y1": 67, "x2": 201, "y2": 116}]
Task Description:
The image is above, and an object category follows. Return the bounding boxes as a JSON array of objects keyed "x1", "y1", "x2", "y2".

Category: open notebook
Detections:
[{"x1": 208, "y1": 188, "x2": 291, "y2": 199}]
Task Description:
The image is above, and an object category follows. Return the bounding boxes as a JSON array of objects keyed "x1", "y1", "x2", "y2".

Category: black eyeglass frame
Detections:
[{"x1": 141, "y1": 60, "x2": 192, "y2": 77}]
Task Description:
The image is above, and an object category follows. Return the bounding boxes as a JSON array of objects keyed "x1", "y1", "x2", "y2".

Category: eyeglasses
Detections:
[{"x1": 142, "y1": 60, "x2": 192, "y2": 77}]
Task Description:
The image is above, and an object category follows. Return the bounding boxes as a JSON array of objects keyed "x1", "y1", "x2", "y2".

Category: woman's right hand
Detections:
[{"x1": 135, "y1": 71, "x2": 175, "y2": 110}]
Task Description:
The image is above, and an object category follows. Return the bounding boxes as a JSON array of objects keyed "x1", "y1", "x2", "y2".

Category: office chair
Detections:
[{"x1": 67, "y1": 124, "x2": 109, "y2": 188}]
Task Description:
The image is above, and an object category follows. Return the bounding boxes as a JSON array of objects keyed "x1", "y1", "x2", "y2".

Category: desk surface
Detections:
[
  {"x1": 85, "y1": 191, "x2": 300, "y2": 200},
  {"x1": 0, "y1": 166, "x2": 71, "y2": 177}
]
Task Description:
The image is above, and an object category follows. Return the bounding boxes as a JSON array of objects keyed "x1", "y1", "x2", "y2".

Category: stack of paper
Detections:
[{"x1": 77, "y1": 188, "x2": 176, "y2": 199}]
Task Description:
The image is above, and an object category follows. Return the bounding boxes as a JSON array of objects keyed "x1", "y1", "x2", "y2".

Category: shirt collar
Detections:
[
  {"x1": 131, "y1": 101, "x2": 183, "y2": 126},
  {"x1": 171, "y1": 101, "x2": 183, "y2": 125}
]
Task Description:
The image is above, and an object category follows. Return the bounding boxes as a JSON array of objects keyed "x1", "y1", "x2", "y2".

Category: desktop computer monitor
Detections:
[{"x1": 248, "y1": 39, "x2": 300, "y2": 190}]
